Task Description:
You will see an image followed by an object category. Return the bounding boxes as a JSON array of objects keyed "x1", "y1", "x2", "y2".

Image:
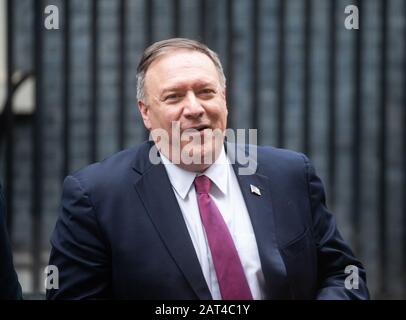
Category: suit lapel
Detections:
[
  {"x1": 132, "y1": 142, "x2": 212, "y2": 300},
  {"x1": 229, "y1": 143, "x2": 291, "y2": 299},
  {"x1": 131, "y1": 142, "x2": 291, "y2": 299}
]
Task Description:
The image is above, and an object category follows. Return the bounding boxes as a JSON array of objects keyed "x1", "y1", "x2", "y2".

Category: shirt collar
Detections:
[
  {"x1": 200, "y1": 147, "x2": 229, "y2": 196},
  {"x1": 160, "y1": 146, "x2": 229, "y2": 199}
]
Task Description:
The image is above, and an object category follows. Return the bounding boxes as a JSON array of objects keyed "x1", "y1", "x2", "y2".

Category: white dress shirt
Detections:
[{"x1": 160, "y1": 147, "x2": 265, "y2": 300}]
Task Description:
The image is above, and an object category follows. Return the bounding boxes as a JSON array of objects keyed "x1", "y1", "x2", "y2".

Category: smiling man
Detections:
[
  {"x1": 47, "y1": 38, "x2": 369, "y2": 300},
  {"x1": 137, "y1": 41, "x2": 228, "y2": 173}
]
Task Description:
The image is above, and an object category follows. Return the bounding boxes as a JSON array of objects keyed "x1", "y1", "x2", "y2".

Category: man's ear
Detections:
[{"x1": 137, "y1": 100, "x2": 152, "y2": 130}]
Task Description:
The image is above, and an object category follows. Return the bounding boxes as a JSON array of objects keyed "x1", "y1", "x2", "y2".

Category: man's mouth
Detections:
[{"x1": 183, "y1": 125, "x2": 211, "y2": 133}]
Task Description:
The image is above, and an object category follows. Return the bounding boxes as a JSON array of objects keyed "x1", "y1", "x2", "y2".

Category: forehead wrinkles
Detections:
[{"x1": 145, "y1": 51, "x2": 221, "y2": 91}]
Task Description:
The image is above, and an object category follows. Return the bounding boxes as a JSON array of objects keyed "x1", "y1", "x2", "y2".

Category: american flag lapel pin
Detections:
[{"x1": 250, "y1": 184, "x2": 261, "y2": 196}]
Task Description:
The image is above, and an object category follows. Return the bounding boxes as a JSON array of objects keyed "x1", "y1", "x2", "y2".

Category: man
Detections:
[
  {"x1": 47, "y1": 38, "x2": 369, "y2": 300},
  {"x1": 0, "y1": 183, "x2": 23, "y2": 299}
]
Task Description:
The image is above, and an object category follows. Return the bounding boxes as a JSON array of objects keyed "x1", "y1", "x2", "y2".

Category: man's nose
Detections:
[{"x1": 183, "y1": 91, "x2": 204, "y2": 118}]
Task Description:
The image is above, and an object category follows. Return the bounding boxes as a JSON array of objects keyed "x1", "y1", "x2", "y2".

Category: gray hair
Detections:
[{"x1": 136, "y1": 38, "x2": 226, "y2": 103}]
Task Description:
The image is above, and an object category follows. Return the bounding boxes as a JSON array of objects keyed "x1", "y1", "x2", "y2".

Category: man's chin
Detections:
[
  {"x1": 178, "y1": 146, "x2": 222, "y2": 172},
  {"x1": 178, "y1": 162, "x2": 211, "y2": 173}
]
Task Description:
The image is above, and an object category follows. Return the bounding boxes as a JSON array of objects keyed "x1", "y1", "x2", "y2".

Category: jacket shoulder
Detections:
[
  {"x1": 66, "y1": 142, "x2": 150, "y2": 195},
  {"x1": 256, "y1": 145, "x2": 309, "y2": 175}
]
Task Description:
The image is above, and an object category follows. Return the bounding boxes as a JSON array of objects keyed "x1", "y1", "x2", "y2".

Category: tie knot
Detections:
[{"x1": 194, "y1": 175, "x2": 211, "y2": 194}]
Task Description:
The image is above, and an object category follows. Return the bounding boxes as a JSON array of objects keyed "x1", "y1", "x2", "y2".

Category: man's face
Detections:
[{"x1": 138, "y1": 49, "x2": 228, "y2": 172}]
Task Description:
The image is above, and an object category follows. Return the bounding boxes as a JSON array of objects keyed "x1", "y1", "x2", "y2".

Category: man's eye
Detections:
[
  {"x1": 164, "y1": 94, "x2": 183, "y2": 102},
  {"x1": 198, "y1": 89, "x2": 216, "y2": 96}
]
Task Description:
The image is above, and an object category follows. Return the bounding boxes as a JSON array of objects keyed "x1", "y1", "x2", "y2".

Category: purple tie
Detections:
[{"x1": 194, "y1": 175, "x2": 253, "y2": 300}]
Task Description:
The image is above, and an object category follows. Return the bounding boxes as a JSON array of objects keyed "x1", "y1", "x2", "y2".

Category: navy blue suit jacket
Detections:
[
  {"x1": 0, "y1": 183, "x2": 22, "y2": 300},
  {"x1": 47, "y1": 142, "x2": 369, "y2": 299}
]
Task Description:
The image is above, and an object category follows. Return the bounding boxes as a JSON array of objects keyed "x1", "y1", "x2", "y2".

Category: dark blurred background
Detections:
[{"x1": 0, "y1": 0, "x2": 405, "y2": 299}]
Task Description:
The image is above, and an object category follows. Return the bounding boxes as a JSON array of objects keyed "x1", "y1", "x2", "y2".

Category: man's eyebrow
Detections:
[
  {"x1": 160, "y1": 86, "x2": 186, "y2": 95},
  {"x1": 160, "y1": 81, "x2": 218, "y2": 94}
]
